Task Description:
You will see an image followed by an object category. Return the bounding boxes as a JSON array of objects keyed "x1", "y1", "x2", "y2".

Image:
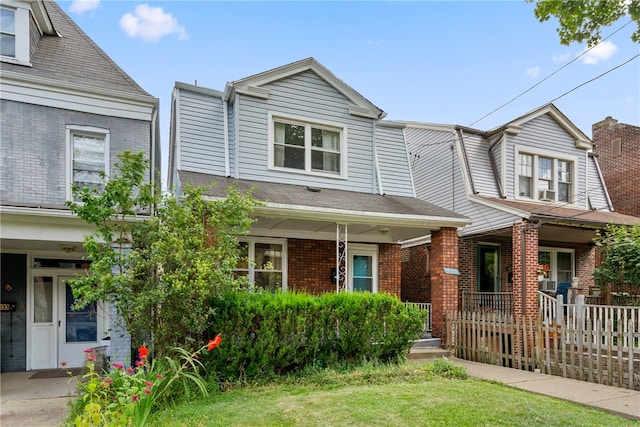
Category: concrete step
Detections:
[
  {"x1": 407, "y1": 347, "x2": 451, "y2": 362},
  {"x1": 412, "y1": 337, "x2": 441, "y2": 349}
]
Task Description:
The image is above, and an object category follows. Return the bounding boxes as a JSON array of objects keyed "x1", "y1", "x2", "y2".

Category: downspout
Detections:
[
  {"x1": 150, "y1": 100, "x2": 159, "y2": 202},
  {"x1": 223, "y1": 99, "x2": 230, "y2": 177},
  {"x1": 373, "y1": 123, "x2": 384, "y2": 195}
]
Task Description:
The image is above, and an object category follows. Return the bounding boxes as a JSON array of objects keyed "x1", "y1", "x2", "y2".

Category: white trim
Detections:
[
  {"x1": 373, "y1": 131, "x2": 384, "y2": 195},
  {"x1": 236, "y1": 237, "x2": 288, "y2": 291},
  {"x1": 223, "y1": 98, "x2": 230, "y2": 177},
  {"x1": 267, "y1": 111, "x2": 348, "y2": 179},
  {"x1": 0, "y1": 71, "x2": 156, "y2": 121},
  {"x1": 234, "y1": 94, "x2": 240, "y2": 179},
  {"x1": 65, "y1": 125, "x2": 110, "y2": 202},
  {"x1": 0, "y1": 5, "x2": 30, "y2": 66},
  {"x1": 538, "y1": 247, "x2": 575, "y2": 291},
  {"x1": 513, "y1": 145, "x2": 578, "y2": 206},
  {"x1": 348, "y1": 243, "x2": 378, "y2": 293}
]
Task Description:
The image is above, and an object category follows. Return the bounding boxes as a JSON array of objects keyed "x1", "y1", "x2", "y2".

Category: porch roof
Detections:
[
  {"x1": 485, "y1": 197, "x2": 640, "y2": 228},
  {"x1": 178, "y1": 171, "x2": 470, "y2": 242}
]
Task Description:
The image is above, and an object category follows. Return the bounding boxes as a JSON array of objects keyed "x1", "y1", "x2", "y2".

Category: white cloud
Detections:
[
  {"x1": 69, "y1": 0, "x2": 100, "y2": 14},
  {"x1": 552, "y1": 52, "x2": 570, "y2": 63},
  {"x1": 581, "y1": 41, "x2": 618, "y2": 65},
  {"x1": 526, "y1": 66, "x2": 540, "y2": 79},
  {"x1": 119, "y1": 4, "x2": 188, "y2": 42}
]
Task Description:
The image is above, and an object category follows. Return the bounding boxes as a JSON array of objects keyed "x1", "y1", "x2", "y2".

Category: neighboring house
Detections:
[
  {"x1": 168, "y1": 58, "x2": 469, "y2": 338},
  {"x1": 400, "y1": 104, "x2": 640, "y2": 317},
  {"x1": 592, "y1": 116, "x2": 640, "y2": 218},
  {"x1": 0, "y1": 1, "x2": 159, "y2": 371}
]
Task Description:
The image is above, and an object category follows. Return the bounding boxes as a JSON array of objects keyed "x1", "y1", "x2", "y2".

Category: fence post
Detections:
[{"x1": 556, "y1": 294, "x2": 564, "y2": 326}]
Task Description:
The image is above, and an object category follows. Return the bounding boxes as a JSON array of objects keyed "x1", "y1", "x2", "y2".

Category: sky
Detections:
[{"x1": 57, "y1": 0, "x2": 640, "y2": 186}]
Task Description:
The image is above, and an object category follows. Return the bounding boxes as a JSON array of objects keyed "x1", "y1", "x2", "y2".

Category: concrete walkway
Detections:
[
  {"x1": 452, "y1": 357, "x2": 640, "y2": 421},
  {"x1": 2, "y1": 360, "x2": 639, "y2": 425},
  {"x1": 1, "y1": 371, "x2": 76, "y2": 427}
]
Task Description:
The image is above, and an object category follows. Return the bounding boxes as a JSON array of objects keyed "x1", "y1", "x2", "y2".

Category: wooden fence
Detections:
[{"x1": 445, "y1": 310, "x2": 640, "y2": 391}]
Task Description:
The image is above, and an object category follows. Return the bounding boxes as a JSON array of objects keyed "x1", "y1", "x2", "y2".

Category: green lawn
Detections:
[{"x1": 149, "y1": 361, "x2": 638, "y2": 427}]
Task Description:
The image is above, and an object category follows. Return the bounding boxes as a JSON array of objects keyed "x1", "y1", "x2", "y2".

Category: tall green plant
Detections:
[
  {"x1": 67, "y1": 151, "x2": 257, "y2": 353},
  {"x1": 593, "y1": 223, "x2": 640, "y2": 294}
]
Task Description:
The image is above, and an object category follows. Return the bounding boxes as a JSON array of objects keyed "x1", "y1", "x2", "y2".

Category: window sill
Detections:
[{"x1": 268, "y1": 166, "x2": 348, "y2": 181}]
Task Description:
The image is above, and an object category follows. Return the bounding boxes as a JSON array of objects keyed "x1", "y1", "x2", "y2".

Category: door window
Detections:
[
  {"x1": 33, "y1": 276, "x2": 53, "y2": 323},
  {"x1": 63, "y1": 282, "x2": 97, "y2": 342}
]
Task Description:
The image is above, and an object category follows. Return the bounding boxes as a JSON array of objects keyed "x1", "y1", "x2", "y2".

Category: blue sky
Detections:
[{"x1": 58, "y1": 1, "x2": 640, "y2": 183}]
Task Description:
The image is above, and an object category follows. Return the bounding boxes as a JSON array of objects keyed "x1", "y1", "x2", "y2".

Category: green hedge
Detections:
[{"x1": 204, "y1": 291, "x2": 426, "y2": 381}]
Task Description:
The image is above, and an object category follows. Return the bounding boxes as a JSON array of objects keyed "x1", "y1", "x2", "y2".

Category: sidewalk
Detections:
[
  {"x1": 0, "y1": 371, "x2": 76, "y2": 427},
  {"x1": 451, "y1": 357, "x2": 640, "y2": 421}
]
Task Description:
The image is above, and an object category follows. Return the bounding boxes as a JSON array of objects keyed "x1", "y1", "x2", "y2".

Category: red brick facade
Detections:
[
  {"x1": 287, "y1": 239, "x2": 402, "y2": 296},
  {"x1": 511, "y1": 221, "x2": 539, "y2": 318},
  {"x1": 430, "y1": 227, "x2": 459, "y2": 339},
  {"x1": 400, "y1": 245, "x2": 430, "y2": 302},
  {"x1": 592, "y1": 117, "x2": 640, "y2": 217}
]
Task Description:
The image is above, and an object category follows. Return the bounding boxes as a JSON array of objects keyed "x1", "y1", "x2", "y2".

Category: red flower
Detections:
[
  {"x1": 156, "y1": 374, "x2": 165, "y2": 380},
  {"x1": 138, "y1": 346, "x2": 149, "y2": 358},
  {"x1": 207, "y1": 334, "x2": 222, "y2": 351},
  {"x1": 131, "y1": 394, "x2": 138, "y2": 402},
  {"x1": 144, "y1": 381, "x2": 154, "y2": 387},
  {"x1": 126, "y1": 367, "x2": 135, "y2": 374},
  {"x1": 112, "y1": 362, "x2": 124, "y2": 370},
  {"x1": 59, "y1": 361, "x2": 67, "y2": 367},
  {"x1": 83, "y1": 348, "x2": 94, "y2": 354},
  {"x1": 87, "y1": 354, "x2": 96, "y2": 362},
  {"x1": 144, "y1": 387, "x2": 152, "y2": 395}
]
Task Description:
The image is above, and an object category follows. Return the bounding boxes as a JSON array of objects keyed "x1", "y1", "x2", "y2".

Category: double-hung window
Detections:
[
  {"x1": 67, "y1": 126, "x2": 109, "y2": 201},
  {"x1": 0, "y1": 7, "x2": 16, "y2": 58},
  {"x1": 516, "y1": 149, "x2": 574, "y2": 203},
  {"x1": 236, "y1": 239, "x2": 287, "y2": 292},
  {"x1": 269, "y1": 113, "x2": 345, "y2": 177}
]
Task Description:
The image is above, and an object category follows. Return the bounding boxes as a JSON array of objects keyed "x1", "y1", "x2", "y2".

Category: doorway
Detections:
[
  {"x1": 478, "y1": 245, "x2": 500, "y2": 293},
  {"x1": 30, "y1": 273, "x2": 104, "y2": 369}
]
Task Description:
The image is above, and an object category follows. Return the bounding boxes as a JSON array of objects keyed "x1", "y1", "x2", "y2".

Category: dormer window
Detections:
[
  {"x1": 268, "y1": 112, "x2": 347, "y2": 178},
  {"x1": 0, "y1": 5, "x2": 31, "y2": 65},
  {"x1": 517, "y1": 149, "x2": 574, "y2": 203},
  {"x1": 0, "y1": 7, "x2": 16, "y2": 58}
]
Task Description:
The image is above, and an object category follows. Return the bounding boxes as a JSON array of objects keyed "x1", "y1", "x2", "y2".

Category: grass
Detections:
[{"x1": 148, "y1": 360, "x2": 638, "y2": 427}]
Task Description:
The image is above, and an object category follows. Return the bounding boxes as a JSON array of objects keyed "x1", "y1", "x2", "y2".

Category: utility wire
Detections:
[
  {"x1": 468, "y1": 20, "x2": 634, "y2": 127},
  {"x1": 547, "y1": 53, "x2": 640, "y2": 104}
]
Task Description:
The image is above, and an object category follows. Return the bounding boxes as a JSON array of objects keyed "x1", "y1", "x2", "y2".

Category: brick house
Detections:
[
  {"x1": 0, "y1": 1, "x2": 159, "y2": 371},
  {"x1": 168, "y1": 58, "x2": 469, "y2": 337},
  {"x1": 592, "y1": 117, "x2": 640, "y2": 218},
  {"x1": 399, "y1": 104, "x2": 640, "y2": 318}
]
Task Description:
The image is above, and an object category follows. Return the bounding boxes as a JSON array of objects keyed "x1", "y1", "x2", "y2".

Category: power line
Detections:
[{"x1": 468, "y1": 20, "x2": 634, "y2": 127}]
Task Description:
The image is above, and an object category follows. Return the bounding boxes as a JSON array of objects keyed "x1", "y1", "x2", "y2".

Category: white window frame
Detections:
[
  {"x1": 236, "y1": 238, "x2": 288, "y2": 291},
  {"x1": 514, "y1": 146, "x2": 577, "y2": 205},
  {"x1": 66, "y1": 126, "x2": 110, "y2": 201},
  {"x1": 0, "y1": 5, "x2": 30, "y2": 65},
  {"x1": 267, "y1": 112, "x2": 348, "y2": 179},
  {"x1": 538, "y1": 247, "x2": 574, "y2": 293},
  {"x1": 347, "y1": 243, "x2": 378, "y2": 293}
]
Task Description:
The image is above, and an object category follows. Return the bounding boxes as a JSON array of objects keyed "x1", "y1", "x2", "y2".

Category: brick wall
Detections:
[
  {"x1": 430, "y1": 228, "x2": 459, "y2": 339},
  {"x1": 400, "y1": 245, "x2": 430, "y2": 302},
  {"x1": 458, "y1": 236, "x2": 514, "y2": 297},
  {"x1": 0, "y1": 100, "x2": 151, "y2": 207},
  {"x1": 592, "y1": 117, "x2": 640, "y2": 217},
  {"x1": 288, "y1": 239, "x2": 402, "y2": 297},
  {"x1": 512, "y1": 222, "x2": 539, "y2": 317},
  {"x1": 287, "y1": 239, "x2": 336, "y2": 294},
  {"x1": 379, "y1": 244, "x2": 401, "y2": 296}
]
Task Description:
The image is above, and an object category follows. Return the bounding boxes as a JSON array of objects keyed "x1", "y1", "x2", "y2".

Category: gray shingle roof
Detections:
[
  {"x1": 179, "y1": 170, "x2": 468, "y2": 221},
  {"x1": 0, "y1": 1, "x2": 150, "y2": 96}
]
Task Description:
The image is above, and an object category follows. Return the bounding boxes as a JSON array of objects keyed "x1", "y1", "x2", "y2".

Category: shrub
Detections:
[{"x1": 205, "y1": 291, "x2": 426, "y2": 381}]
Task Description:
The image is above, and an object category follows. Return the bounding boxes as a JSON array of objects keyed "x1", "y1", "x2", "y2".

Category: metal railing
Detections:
[
  {"x1": 404, "y1": 302, "x2": 432, "y2": 333},
  {"x1": 461, "y1": 291, "x2": 513, "y2": 314}
]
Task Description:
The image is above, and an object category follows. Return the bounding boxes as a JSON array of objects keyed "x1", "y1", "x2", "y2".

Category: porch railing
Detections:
[
  {"x1": 461, "y1": 291, "x2": 513, "y2": 314},
  {"x1": 404, "y1": 302, "x2": 432, "y2": 333}
]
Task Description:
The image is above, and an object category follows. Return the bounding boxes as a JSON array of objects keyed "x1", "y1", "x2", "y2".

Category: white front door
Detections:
[
  {"x1": 58, "y1": 276, "x2": 101, "y2": 367},
  {"x1": 348, "y1": 244, "x2": 378, "y2": 293},
  {"x1": 30, "y1": 275, "x2": 56, "y2": 369},
  {"x1": 30, "y1": 274, "x2": 103, "y2": 369}
]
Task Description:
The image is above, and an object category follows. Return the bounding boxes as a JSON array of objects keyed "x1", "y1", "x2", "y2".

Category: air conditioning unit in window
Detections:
[
  {"x1": 541, "y1": 279, "x2": 556, "y2": 292},
  {"x1": 539, "y1": 189, "x2": 556, "y2": 201}
]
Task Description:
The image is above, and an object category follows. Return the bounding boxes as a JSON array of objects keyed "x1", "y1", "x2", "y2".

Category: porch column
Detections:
[
  {"x1": 511, "y1": 221, "x2": 539, "y2": 318},
  {"x1": 430, "y1": 227, "x2": 459, "y2": 340}
]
